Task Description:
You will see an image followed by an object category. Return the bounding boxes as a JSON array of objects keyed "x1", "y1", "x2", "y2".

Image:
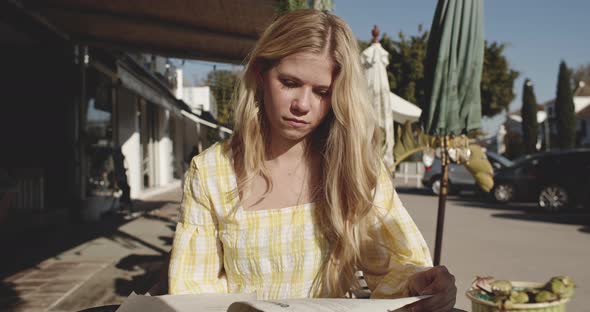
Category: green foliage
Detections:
[
  {"x1": 205, "y1": 127, "x2": 220, "y2": 148},
  {"x1": 379, "y1": 27, "x2": 429, "y2": 108},
  {"x1": 205, "y1": 69, "x2": 238, "y2": 128},
  {"x1": 504, "y1": 132, "x2": 524, "y2": 160},
  {"x1": 555, "y1": 61, "x2": 576, "y2": 150},
  {"x1": 480, "y1": 42, "x2": 520, "y2": 117},
  {"x1": 276, "y1": 0, "x2": 333, "y2": 13},
  {"x1": 375, "y1": 29, "x2": 518, "y2": 118},
  {"x1": 277, "y1": 0, "x2": 309, "y2": 15},
  {"x1": 357, "y1": 39, "x2": 370, "y2": 53},
  {"x1": 393, "y1": 121, "x2": 432, "y2": 167},
  {"x1": 521, "y1": 79, "x2": 539, "y2": 154},
  {"x1": 310, "y1": 0, "x2": 333, "y2": 10}
]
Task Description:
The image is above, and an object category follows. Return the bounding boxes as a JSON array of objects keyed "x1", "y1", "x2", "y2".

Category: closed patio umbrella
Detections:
[
  {"x1": 421, "y1": 0, "x2": 485, "y2": 266},
  {"x1": 361, "y1": 26, "x2": 395, "y2": 168}
]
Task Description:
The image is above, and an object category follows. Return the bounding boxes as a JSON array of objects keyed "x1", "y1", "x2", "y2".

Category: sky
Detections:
[{"x1": 179, "y1": 0, "x2": 590, "y2": 135}]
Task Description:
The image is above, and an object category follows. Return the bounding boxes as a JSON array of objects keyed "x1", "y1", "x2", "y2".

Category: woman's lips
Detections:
[{"x1": 284, "y1": 117, "x2": 308, "y2": 128}]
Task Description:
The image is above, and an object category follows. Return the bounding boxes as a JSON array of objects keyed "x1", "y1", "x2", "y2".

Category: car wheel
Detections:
[
  {"x1": 494, "y1": 183, "x2": 513, "y2": 203},
  {"x1": 538, "y1": 185, "x2": 569, "y2": 212},
  {"x1": 431, "y1": 178, "x2": 440, "y2": 195},
  {"x1": 431, "y1": 177, "x2": 451, "y2": 195}
]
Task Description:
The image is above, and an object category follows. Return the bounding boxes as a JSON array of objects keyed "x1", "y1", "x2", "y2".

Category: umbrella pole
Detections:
[{"x1": 434, "y1": 136, "x2": 449, "y2": 266}]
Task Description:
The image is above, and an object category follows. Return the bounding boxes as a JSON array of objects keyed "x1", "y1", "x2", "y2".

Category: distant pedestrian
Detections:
[{"x1": 112, "y1": 147, "x2": 132, "y2": 210}]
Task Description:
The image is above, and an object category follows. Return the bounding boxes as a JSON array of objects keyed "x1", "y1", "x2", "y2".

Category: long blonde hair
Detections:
[{"x1": 225, "y1": 9, "x2": 384, "y2": 297}]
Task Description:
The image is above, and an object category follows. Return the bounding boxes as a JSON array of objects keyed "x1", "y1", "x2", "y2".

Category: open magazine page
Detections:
[
  {"x1": 227, "y1": 296, "x2": 431, "y2": 312},
  {"x1": 116, "y1": 292, "x2": 257, "y2": 312}
]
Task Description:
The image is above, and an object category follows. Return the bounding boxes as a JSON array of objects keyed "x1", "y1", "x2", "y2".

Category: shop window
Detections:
[{"x1": 85, "y1": 69, "x2": 116, "y2": 196}]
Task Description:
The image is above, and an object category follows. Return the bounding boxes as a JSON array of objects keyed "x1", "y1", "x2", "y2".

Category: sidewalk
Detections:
[{"x1": 0, "y1": 186, "x2": 182, "y2": 312}]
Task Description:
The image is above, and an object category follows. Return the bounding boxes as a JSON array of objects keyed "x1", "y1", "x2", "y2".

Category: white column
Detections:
[
  {"x1": 117, "y1": 87, "x2": 142, "y2": 198},
  {"x1": 125, "y1": 133, "x2": 142, "y2": 198},
  {"x1": 158, "y1": 109, "x2": 173, "y2": 186},
  {"x1": 175, "y1": 69, "x2": 183, "y2": 99}
]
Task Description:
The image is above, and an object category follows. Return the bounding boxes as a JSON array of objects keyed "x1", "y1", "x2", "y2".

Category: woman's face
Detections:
[{"x1": 261, "y1": 51, "x2": 334, "y2": 144}]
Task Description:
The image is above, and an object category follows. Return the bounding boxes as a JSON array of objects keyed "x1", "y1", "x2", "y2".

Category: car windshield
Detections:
[{"x1": 487, "y1": 151, "x2": 514, "y2": 167}]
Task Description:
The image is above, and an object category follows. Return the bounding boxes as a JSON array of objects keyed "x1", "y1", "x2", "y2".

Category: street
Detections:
[{"x1": 397, "y1": 187, "x2": 590, "y2": 311}]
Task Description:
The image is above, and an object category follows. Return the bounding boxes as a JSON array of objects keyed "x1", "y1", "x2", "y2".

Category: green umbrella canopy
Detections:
[{"x1": 421, "y1": 0, "x2": 484, "y2": 136}]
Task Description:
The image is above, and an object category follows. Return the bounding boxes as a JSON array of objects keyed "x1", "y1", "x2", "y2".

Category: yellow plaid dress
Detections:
[{"x1": 169, "y1": 142, "x2": 432, "y2": 299}]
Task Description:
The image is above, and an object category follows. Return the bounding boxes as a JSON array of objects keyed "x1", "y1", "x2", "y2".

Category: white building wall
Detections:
[
  {"x1": 116, "y1": 87, "x2": 142, "y2": 198},
  {"x1": 158, "y1": 109, "x2": 173, "y2": 186},
  {"x1": 182, "y1": 86, "x2": 218, "y2": 118}
]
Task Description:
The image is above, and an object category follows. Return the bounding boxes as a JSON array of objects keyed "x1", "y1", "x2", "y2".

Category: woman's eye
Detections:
[
  {"x1": 315, "y1": 90, "x2": 330, "y2": 97},
  {"x1": 281, "y1": 79, "x2": 297, "y2": 88}
]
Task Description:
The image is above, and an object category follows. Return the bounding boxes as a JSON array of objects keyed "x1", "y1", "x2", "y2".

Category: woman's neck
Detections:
[{"x1": 266, "y1": 135, "x2": 309, "y2": 165}]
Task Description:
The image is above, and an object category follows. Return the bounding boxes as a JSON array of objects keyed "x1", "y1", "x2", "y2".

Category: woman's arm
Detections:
[
  {"x1": 365, "y1": 165, "x2": 456, "y2": 310},
  {"x1": 362, "y1": 165, "x2": 433, "y2": 298},
  {"x1": 168, "y1": 158, "x2": 228, "y2": 294}
]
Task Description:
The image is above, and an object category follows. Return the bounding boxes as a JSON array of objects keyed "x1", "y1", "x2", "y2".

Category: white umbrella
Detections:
[
  {"x1": 361, "y1": 26, "x2": 395, "y2": 168},
  {"x1": 390, "y1": 91, "x2": 422, "y2": 123}
]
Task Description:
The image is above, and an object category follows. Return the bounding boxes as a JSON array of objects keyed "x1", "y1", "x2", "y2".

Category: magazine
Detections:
[{"x1": 116, "y1": 293, "x2": 430, "y2": 312}]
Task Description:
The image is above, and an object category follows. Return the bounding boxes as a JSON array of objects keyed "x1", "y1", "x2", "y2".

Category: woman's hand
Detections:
[{"x1": 406, "y1": 265, "x2": 457, "y2": 312}]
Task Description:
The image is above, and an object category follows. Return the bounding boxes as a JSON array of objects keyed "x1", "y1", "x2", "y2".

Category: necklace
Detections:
[{"x1": 295, "y1": 164, "x2": 309, "y2": 206}]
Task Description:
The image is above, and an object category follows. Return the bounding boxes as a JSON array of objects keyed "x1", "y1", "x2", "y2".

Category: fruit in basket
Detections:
[
  {"x1": 535, "y1": 290, "x2": 558, "y2": 303},
  {"x1": 470, "y1": 275, "x2": 576, "y2": 308},
  {"x1": 547, "y1": 275, "x2": 575, "y2": 299},
  {"x1": 509, "y1": 291, "x2": 529, "y2": 304},
  {"x1": 490, "y1": 280, "x2": 512, "y2": 297}
]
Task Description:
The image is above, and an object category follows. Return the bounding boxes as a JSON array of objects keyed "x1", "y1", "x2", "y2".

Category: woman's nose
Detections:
[{"x1": 290, "y1": 87, "x2": 312, "y2": 115}]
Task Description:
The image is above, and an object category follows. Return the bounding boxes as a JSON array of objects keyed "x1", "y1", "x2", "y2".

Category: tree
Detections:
[
  {"x1": 357, "y1": 39, "x2": 370, "y2": 53},
  {"x1": 555, "y1": 61, "x2": 576, "y2": 150},
  {"x1": 205, "y1": 69, "x2": 239, "y2": 128},
  {"x1": 276, "y1": 0, "x2": 333, "y2": 14},
  {"x1": 521, "y1": 79, "x2": 538, "y2": 154},
  {"x1": 379, "y1": 27, "x2": 429, "y2": 108},
  {"x1": 504, "y1": 131, "x2": 524, "y2": 160},
  {"x1": 373, "y1": 29, "x2": 518, "y2": 118},
  {"x1": 572, "y1": 63, "x2": 590, "y2": 89},
  {"x1": 480, "y1": 42, "x2": 520, "y2": 117}
]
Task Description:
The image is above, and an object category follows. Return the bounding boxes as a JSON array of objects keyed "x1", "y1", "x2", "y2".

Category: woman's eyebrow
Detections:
[{"x1": 277, "y1": 72, "x2": 302, "y2": 82}]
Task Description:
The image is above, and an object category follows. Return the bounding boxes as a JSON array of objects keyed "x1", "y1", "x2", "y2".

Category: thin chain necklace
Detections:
[{"x1": 295, "y1": 163, "x2": 309, "y2": 206}]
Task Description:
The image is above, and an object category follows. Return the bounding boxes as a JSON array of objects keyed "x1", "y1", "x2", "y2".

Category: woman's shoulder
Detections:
[{"x1": 189, "y1": 140, "x2": 233, "y2": 175}]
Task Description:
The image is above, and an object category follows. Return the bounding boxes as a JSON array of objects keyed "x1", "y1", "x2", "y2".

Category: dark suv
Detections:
[{"x1": 492, "y1": 150, "x2": 590, "y2": 211}]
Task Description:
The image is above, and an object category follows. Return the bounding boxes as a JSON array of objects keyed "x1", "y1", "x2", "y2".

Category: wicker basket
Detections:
[{"x1": 466, "y1": 281, "x2": 570, "y2": 312}]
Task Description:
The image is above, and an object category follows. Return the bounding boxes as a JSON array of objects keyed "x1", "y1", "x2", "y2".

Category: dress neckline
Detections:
[
  {"x1": 238, "y1": 201, "x2": 315, "y2": 215},
  {"x1": 224, "y1": 149, "x2": 316, "y2": 216}
]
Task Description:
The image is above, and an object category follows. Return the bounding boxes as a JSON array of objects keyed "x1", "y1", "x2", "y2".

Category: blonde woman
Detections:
[{"x1": 169, "y1": 9, "x2": 456, "y2": 312}]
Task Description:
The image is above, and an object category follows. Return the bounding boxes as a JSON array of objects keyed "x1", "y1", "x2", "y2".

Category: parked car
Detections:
[
  {"x1": 492, "y1": 149, "x2": 590, "y2": 211},
  {"x1": 422, "y1": 151, "x2": 513, "y2": 195}
]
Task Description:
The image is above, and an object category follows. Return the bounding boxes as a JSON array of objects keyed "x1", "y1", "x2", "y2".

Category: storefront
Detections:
[{"x1": 1, "y1": 0, "x2": 275, "y2": 226}]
